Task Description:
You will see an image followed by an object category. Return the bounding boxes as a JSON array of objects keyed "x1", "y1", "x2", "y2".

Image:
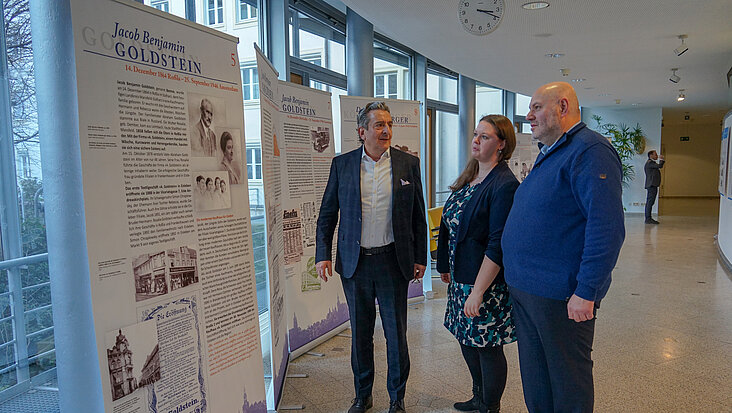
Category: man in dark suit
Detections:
[
  {"x1": 315, "y1": 102, "x2": 427, "y2": 413},
  {"x1": 644, "y1": 149, "x2": 665, "y2": 224},
  {"x1": 191, "y1": 98, "x2": 216, "y2": 157}
]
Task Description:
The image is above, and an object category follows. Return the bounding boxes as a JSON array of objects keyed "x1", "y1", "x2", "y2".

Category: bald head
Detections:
[{"x1": 527, "y1": 82, "x2": 582, "y2": 146}]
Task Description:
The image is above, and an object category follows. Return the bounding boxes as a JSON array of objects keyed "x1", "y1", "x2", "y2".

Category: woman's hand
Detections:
[
  {"x1": 463, "y1": 291, "x2": 483, "y2": 317},
  {"x1": 440, "y1": 273, "x2": 451, "y2": 283}
]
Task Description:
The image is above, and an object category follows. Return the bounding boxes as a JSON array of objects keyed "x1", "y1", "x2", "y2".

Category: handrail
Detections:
[{"x1": 0, "y1": 253, "x2": 48, "y2": 271}]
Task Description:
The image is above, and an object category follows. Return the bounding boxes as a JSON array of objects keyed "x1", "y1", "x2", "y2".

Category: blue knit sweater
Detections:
[{"x1": 502, "y1": 122, "x2": 625, "y2": 302}]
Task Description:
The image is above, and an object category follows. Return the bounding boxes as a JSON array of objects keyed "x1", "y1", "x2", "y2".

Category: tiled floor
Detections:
[{"x1": 279, "y1": 215, "x2": 732, "y2": 412}]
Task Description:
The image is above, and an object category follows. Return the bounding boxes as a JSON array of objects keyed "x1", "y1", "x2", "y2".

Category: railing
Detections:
[{"x1": 0, "y1": 252, "x2": 56, "y2": 402}]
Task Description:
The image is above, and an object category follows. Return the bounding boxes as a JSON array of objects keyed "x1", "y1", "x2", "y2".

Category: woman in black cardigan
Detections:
[{"x1": 437, "y1": 115, "x2": 519, "y2": 413}]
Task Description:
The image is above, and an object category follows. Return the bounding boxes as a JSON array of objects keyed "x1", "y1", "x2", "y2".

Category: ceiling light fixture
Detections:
[
  {"x1": 522, "y1": 2, "x2": 550, "y2": 10},
  {"x1": 571, "y1": 78, "x2": 586, "y2": 82},
  {"x1": 674, "y1": 35, "x2": 688, "y2": 56},
  {"x1": 544, "y1": 53, "x2": 564, "y2": 58},
  {"x1": 560, "y1": 68, "x2": 570, "y2": 76},
  {"x1": 669, "y1": 68, "x2": 680, "y2": 84},
  {"x1": 677, "y1": 89, "x2": 685, "y2": 102}
]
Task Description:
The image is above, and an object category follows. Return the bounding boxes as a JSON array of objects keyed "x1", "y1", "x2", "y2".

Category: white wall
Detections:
[{"x1": 582, "y1": 107, "x2": 662, "y2": 214}]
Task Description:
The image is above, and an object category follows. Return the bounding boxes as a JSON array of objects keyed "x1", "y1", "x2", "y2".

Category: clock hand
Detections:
[{"x1": 476, "y1": 9, "x2": 500, "y2": 18}]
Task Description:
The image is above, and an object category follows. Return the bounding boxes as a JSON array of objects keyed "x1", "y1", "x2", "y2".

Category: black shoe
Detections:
[
  {"x1": 645, "y1": 218, "x2": 659, "y2": 224},
  {"x1": 478, "y1": 402, "x2": 501, "y2": 413},
  {"x1": 348, "y1": 395, "x2": 373, "y2": 413},
  {"x1": 454, "y1": 384, "x2": 481, "y2": 411},
  {"x1": 388, "y1": 399, "x2": 406, "y2": 413}
]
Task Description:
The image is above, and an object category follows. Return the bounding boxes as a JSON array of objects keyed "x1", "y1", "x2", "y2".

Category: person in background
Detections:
[
  {"x1": 644, "y1": 149, "x2": 665, "y2": 224},
  {"x1": 437, "y1": 115, "x2": 519, "y2": 413}
]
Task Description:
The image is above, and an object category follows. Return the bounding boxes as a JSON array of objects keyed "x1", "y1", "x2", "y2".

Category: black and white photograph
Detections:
[
  {"x1": 310, "y1": 126, "x2": 330, "y2": 153},
  {"x1": 167, "y1": 246, "x2": 199, "y2": 291},
  {"x1": 215, "y1": 127, "x2": 244, "y2": 185},
  {"x1": 394, "y1": 143, "x2": 419, "y2": 158},
  {"x1": 106, "y1": 320, "x2": 160, "y2": 402},
  {"x1": 133, "y1": 250, "x2": 169, "y2": 302},
  {"x1": 188, "y1": 94, "x2": 226, "y2": 158},
  {"x1": 193, "y1": 171, "x2": 232, "y2": 212}
]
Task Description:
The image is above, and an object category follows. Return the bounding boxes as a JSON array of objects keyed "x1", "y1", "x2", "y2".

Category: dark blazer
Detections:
[
  {"x1": 644, "y1": 159, "x2": 664, "y2": 188},
  {"x1": 436, "y1": 161, "x2": 519, "y2": 284},
  {"x1": 316, "y1": 147, "x2": 428, "y2": 280}
]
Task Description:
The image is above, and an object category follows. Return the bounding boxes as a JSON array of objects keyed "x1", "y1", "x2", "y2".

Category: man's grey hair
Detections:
[
  {"x1": 356, "y1": 102, "x2": 390, "y2": 144},
  {"x1": 200, "y1": 98, "x2": 212, "y2": 111},
  {"x1": 357, "y1": 101, "x2": 390, "y2": 130}
]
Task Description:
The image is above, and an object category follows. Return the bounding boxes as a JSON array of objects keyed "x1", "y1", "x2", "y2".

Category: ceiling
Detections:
[{"x1": 337, "y1": 0, "x2": 732, "y2": 116}]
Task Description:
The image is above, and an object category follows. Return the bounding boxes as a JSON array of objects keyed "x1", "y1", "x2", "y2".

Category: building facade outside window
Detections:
[
  {"x1": 237, "y1": 0, "x2": 257, "y2": 21},
  {"x1": 374, "y1": 72, "x2": 398, "y2": 99},
  {"x1": 206, "y1": 0, "x2": 224, "y2": 25},
  {"x1": 241, "y1": 65, "x2": 260, "y2": 101},
  {"x1": 151, "y1": 0, "x2": 169, "y2": 12},
  {"x1": 246, "y1": 147, "x2": 262, "y2": 180}
]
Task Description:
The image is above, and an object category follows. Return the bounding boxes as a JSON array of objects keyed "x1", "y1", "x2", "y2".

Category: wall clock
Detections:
[{"x1": 458, "y1": 0, "x2": 505, "y2": 35}]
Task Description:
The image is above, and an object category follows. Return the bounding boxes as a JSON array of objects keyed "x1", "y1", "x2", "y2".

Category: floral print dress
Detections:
[{"x1": 442, "y1": 184, "x2": 516, "y2": 347}]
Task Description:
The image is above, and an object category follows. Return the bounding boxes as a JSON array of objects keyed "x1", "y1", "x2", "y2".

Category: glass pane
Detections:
[
  {"x1": 255, "y1": 148, "x2": 261, "y2": 163},
  {"x1": 244, "y1": 88, "x2": 251, "y2": 101},
  {"x1": 28, "y1": 350, "x2": 55, "y2": 380},
  {"x1": 427, "y1": 72, "x2": 457, "y2": 105},
  {"x1": 434, "y1": 110, "x2": 460, "y2": 206},
  {"x1": 388, "y1": 74, "x2": 397, "y2": 95},
  {"x1": 25, "y1": 306, "x2": 53, "y2": 336},
  {"x1": 375, "y1": 76, "x2": 385, "y2": 97},
  {"x1": 374, "y1": 41, "x2": 410, "y2": 100},
  {"x1": 242, "y1": 68, "x2": 250, "y2": 83},
  {"x1": 22, "y1": 283, "x2": 51, "y2": 312},
  {"x1": 0, "y1": 342, "x2": 17, "y2": 391},
  {"x1": 255, "y1": 165, "x2": 261, "y2": 179},
  {"x1": 309, "y1": 82, "x2": 346, "y2": 154},
  {"x1": 476, "y1": 84, "x2": 503, "y2": 122},
  {"x1": 516, "y1": 93, "x2": 531, "y2": 117},
  {"x1": 247, "y1": 165, "x2": 253, "y2": 179},
  {"x1": 290, "y1": 11, "x2": 345, "y2": 75}
]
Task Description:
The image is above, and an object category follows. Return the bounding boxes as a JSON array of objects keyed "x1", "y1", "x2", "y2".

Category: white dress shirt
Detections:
[{"x1": 360, "y1": 147, "x2": 394, "y2": 248}]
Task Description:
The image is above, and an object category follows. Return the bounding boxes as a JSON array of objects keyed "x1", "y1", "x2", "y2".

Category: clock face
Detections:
[{"x1": 458, "y1": 0, "x2": 505, "y2": 35}]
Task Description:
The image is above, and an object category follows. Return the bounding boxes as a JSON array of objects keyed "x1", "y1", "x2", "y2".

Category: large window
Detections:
[
  {"x1": 1, "y1": 0, "x2": 55, "y2": 404},
  {"x1": 433, "y1": 111, "x2": 460, "y2": 206},
  {"x1": 289, "y1": 10, "x2": 346, "y2": 75},
  {"x1": 241, "y1": 65, "x2": 259, "y2": 101},
  {"x1": 475, "y1": 83, "x2": 503, "y2": 122},
  {"x1": 374, "y1": 40, "x2": 411, "y2": 100},
  {"x1": 206, "y1": 0, "x2": 224, "y2": 25},
  {"x1": 427, "y1": 72, "x2": 458, "y2": 105},
  {"x1": 515, "y1": 93, "x2": 531, "y2": 117}
]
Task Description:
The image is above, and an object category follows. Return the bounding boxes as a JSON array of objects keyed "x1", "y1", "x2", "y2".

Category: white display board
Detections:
[
  {"x1": 277, "y1": 82, "x2": 345, "y2": 352},
  {"x1": 254, "y1": 46, "x2": 288, "y2": 408},
  {"x1": 509, "y1": 132, "x2": 541, "y2": 182},
  {"x1": 70, "y1": 1, "x2": 266, "y2": 411},
  {"x1": 339, "y1": 96, "x2": 421, "y2": 156},
  {"x1": 720, "y1": 126, "x2": 730, "y2": 197}
]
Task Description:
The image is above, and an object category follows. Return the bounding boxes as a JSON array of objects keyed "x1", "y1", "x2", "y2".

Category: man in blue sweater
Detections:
[{"x1": 502, "y1": 82, "x2": 625, "y2": 412}]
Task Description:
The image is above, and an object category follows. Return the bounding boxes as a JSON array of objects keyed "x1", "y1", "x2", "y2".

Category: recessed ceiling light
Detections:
[
  {"x1": 584, "y1": 87, "x2": 595, "y2": 90},
  {"x1": 523, "y1": 2, "x2": 550, "y2": 10},
  {"x1": 544, "y1": 53, "x2": 564, "y2": 58},
  {"x1": 631, "y1": 103, "x2": 641, "y2": 106},
  {"x1": 598, "y1": 93, "x2": 611, "y2": 97},
  {"x1": 571, "y1": 78, "x2": 586, "y2": 82}
]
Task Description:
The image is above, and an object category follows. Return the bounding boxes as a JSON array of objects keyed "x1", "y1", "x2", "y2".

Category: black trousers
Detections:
[
  {"x1": 645, "y1": 186, "x2": 658, "y2": 220},
  {"x1": 341, "y1": 249, "x2": 410, "y2": 401},
  {"x1": 509, "y1": 286, "x2": 597, "y2": 413},
  {"x1": 459, "y1": 343, "x2": 507, "y2": 408}
]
